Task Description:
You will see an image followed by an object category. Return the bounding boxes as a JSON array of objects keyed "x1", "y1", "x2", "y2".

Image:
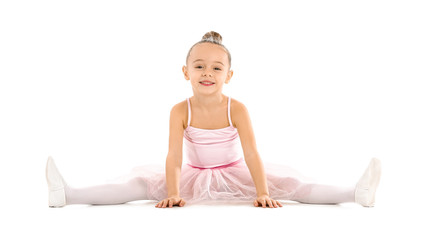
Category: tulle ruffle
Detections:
[{"x1": 113, "y1": 160, "x2": 313, "y2": 204}]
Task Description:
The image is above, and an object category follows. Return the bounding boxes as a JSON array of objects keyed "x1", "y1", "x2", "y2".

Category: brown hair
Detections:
[{"x1": 185, "y1": 31, "x2": 232, "y2": 69}]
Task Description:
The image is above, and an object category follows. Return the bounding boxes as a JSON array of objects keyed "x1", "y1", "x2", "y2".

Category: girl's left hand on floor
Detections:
[{"x1": 254, "y1": 195, "x2": 283, "y2": 208}]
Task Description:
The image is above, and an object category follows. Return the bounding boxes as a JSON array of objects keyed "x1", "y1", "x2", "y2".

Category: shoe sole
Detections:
[
  {"x1": 46, "y1": 156, "x2": 66, "y2": 207},
  {"x1": 367, "y1": 158, "x2": 382, "y2": 207}
]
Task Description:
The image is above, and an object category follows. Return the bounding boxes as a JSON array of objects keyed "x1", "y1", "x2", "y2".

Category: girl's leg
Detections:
[
  {"x1": 46, "y1": 156, "x2": 149, "y2": 207},
  {"x1": 291, "y1": 158, "x2": 381, "y2": 206},
  {"x1": 65, "y1": 177, "x2": 148, "y2": 205},
  {"x1": 292, "y1": 183, "x2": 355, "y2": 204}
]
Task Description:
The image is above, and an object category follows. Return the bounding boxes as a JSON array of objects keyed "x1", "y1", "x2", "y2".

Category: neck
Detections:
[{"x1": 191, "y1": 93, "x2": 226, "y2": 111}]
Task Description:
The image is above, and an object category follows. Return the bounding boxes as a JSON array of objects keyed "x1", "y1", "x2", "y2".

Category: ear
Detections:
[
  {"x1": 225, "y1": 69, "x2": 234, "y2": 84},
  {"x1": 182, "y1": 65, "x2": 190, "y2": 80}
]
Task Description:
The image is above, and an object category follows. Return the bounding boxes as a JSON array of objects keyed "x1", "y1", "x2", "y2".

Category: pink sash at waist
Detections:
[{"x1": 187, "y1": 158, "x2": 244, "y2": 170}]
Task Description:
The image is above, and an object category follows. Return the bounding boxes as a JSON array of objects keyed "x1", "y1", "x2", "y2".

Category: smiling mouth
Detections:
[{"x1": 200, "y1": 81, "x2": 215, "y2": 86}]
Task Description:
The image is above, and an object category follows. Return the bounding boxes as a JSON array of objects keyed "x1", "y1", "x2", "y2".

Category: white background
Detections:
[{"x1": 1, "y1": 0, "x2": 429, "y2": 239}]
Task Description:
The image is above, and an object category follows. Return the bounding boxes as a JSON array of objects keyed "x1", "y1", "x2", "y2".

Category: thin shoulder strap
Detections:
[
  {"x1": 228, "y1": 96, "x2": 233, "y2": 127},
  {"x1": 187, "y1": 98, "x2": 191, "y2": 127}
]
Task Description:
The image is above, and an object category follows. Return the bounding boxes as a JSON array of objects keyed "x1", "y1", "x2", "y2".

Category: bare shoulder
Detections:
[
  {"x1": 170, "y1": 99, "x2": 188, "y2": 130},
  {"x1": 230, "y1": 97, "x2": 249, "y2": 128}
]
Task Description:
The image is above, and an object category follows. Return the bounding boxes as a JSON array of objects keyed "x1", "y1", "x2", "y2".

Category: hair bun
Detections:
[{"x1": 202, "y1": 31, "x2": 223, "y2": 44}]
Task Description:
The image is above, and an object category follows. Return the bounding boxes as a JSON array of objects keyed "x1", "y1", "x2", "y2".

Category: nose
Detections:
[{"x1": 202, "y1": 69, "x2": 212, "y2": 77}]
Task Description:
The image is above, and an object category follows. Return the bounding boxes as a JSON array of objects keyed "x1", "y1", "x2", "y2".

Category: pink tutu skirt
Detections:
[{"x1": 113, "y1": 159, "x2": 313, "y2": 204}]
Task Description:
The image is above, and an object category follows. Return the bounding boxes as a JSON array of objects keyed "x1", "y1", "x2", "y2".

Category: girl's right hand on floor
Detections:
[{"x1": 155, "y1": 196, "x2": 186, "y2": 208}]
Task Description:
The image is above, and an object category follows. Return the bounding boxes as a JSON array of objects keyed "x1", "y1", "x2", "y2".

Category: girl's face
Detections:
[{"x1": 182, "y1": 42, "x2": 233, "y2": 95}]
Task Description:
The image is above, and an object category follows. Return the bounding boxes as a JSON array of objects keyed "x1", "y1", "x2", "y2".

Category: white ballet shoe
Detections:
[
  {"x1": 355, "y1": 158, "x2": 382, "y2": 207},
  {"x1": 46, "y1": 156, "x2": 67, "y2": 207}
]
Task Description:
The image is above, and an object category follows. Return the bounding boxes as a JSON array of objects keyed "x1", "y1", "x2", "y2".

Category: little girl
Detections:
[{"x1": 46, "y1": 31, "x2": 381, "y2": 208}]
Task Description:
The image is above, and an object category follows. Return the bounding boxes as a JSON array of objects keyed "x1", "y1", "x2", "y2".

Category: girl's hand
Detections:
[
  {"x1": 155, "y1": 196, "x2": 186, "y2": 208},
  {"x1": 254, "y1": 195, "x2": 283, "y2": 208}
]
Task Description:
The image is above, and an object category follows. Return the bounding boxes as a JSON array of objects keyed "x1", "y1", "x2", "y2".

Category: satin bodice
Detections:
[{"x1": 183, "y1": 96, "x2": 244, "y2": 169}]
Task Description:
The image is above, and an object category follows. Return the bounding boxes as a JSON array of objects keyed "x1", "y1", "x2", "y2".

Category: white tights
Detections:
[
  {"x1": 292, "y1": 184, "x2": 356, "y2": 204},
  {"x1": 64, "y1": 177, "x2": 355, "y2": 205},
  {"x1": 65, "y1": 177, "x2": 148, "y2": 205}
]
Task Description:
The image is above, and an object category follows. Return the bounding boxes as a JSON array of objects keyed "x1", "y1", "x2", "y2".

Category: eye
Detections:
[
  {"x1": 195, "y1": 66, "x2": 203, "y2": 69},
  {"x1": 214, "y1": 67, "x2": 222, "y2": 71}
]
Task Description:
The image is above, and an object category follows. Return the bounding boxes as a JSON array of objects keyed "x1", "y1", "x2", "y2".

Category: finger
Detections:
[
  {"x1": 254, "y1": 200, "x2": 258, "y2": 207},
  {"x1": 271, "y1": 199, "x2": 277, "y2": 208},
  {"x1": 162, "y1": 200, "x2": 168, "y2": 208},
  {"x1": 179, "y1": 199, "x2": 185, "y2": 207},
  {"x1": 277, "y1": 201, "x2": 283, "y2": 207},
  {"x1": 267, "y1": 198, "x2": 274, "y2": 208},
  {"x1": 169, "y1": 199, "x2": 173, "y2": 208},
  {"x1": 261, "y1": 199, "x2": 266, "y2": 208},
  {"x1": 272, "y1": 199, "x2": 278, "y2": 208}
]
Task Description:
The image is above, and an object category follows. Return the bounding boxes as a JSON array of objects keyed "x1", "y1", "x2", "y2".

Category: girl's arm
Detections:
[
  {"x1": 165, "y1": 103, "x2": 185, "y2": 198},
  {"x1": 232, "y1": 100, "x2": 270, "y2": 197}
]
